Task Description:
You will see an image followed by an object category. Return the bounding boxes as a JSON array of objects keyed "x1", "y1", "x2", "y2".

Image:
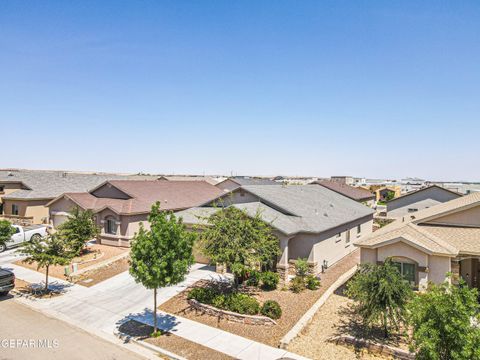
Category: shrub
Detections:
[
  {"x1": 261, "y1": 271, "x2": 280, "y2": 290},
  {"x1": 187, "y1": 287, "x2": 217, "y2": 304},
  {"x1": 211, "y1": 294, "x2": 226, "y2": 309},
  {"x1": 261, "y1": 300, "x2": 282, "y2": 320},
  {"x1": 306, "y1": 275, "x2": 321, "y2": 290},
  {"x1": 295, "y1": 258, "x2": 309, "y2": 277},
  {"x1": 225, "y1": 293, "x2": 260, "y2": 315},
  {"x1": 290, "y1": 276, "x2": 305, "y2": 293},
  {"x1": 246, "y1": 270, "x2": 261, "y2": 287}
]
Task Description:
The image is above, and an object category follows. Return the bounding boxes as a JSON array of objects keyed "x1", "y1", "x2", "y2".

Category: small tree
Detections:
[
  {"x1": 346, "y1": 259, "x2": 413, "y2": 337},
  {"x1": 198, "y1": 207, "x2": 280, "y2": 285},
  {"x1": 408, "y1": 278, "x2": 480, "y2": 360},
  {"x1": 0, "y1": 220, "x2": 15, "y2": 251},
  {"x1": 130, "y1": 202, "x2": 195, "y2": 335},
  {"x1": 57, "y1": 207, "x2": 99, "y2": 256},
  {"x1": 20, "y1": 234, "x2": 72, "y2": 292}
]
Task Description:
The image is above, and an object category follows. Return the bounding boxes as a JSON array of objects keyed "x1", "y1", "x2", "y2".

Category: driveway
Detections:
[
  {"x1": 0, "y1": 248, "x2": 24, "y2": 266},
  {"x1": 0, "y1": 297, "x2": 146, "y2": 360}
]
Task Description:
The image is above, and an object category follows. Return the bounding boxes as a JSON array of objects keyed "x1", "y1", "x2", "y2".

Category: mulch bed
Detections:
[
  {"x1": 119, "y1": 320, "x2": 234, "y2": 360},
  {"x1": 159, "y1": 250, "x2": 361, "y2": 347},
  {"x1": 75, "y1": 257, "x2": 130, "y2": 287},
  {"x1": 15, "y1": 244, "x2": 128, "y2": 280}
]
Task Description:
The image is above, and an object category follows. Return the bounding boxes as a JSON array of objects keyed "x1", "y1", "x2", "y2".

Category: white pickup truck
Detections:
[{"x1": 0, "y1": 224, "x2": 48, "y2": 252}]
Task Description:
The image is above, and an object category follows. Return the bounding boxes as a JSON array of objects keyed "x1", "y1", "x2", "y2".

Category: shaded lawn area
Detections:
[
  {"x1": 119, "y1": 320, "x2": 234, "y2": 360},
  {"x1": 159, "y1": 250, "x2": 360, "y2": 347},
  {"x1": 288, "y1": 291, "x2": 409, "y2": 359},
  {"x1": 15, "y1": 244, "x2": 128, "y2": 280}
]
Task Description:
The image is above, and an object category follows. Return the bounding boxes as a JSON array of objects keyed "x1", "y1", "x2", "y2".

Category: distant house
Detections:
[
  {"x1": 311, "y1": 180, "x2": 375, "y2": 207},
  {"x1": 157, "y1": 175, "x2": 220, "y2": 185},
  {"x1": 374, "y1": 186, "x2": 402, "y2": 203},
  {"x1": 47, "y1": 180, "x2": 224, "y2": 249},
  {"x1": 330, "y1": 176, "x2": 355, "y2": 186},
  {"x1": 386, "y1": 185, "x2": 462, "y2": 219},
  {"x1": 215, "y1": 176, "x2": 279, "y2": 192},
  {"x1": 355, "y1": 192, "x2": 480, "y2": 291},
  {"x1": 0, "y1": 169, "x2": 140, "y2": 224},
  {"x1": 176, "y1": 185, "x2": 374, "y2": 281}
]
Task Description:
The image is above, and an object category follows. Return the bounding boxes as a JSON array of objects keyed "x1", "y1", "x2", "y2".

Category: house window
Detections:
[
  {"x1": 393, "y1": 261, "x2": 416, "y2": 286},
  {"x1": 105, "y1": 217, "x2": 117, "y2": 235},
  {"x1": 408, "y1": 208, "x2": 418, "y2": 213},
  {"x1": 12, "y1": 204, "x2": 19, "y2": 216},
  {"x1": 346, "y1": 230, "x2": 351, "y2": 244},
  {"x1": 0, "y1": 185, "x2": 4, "y2": 193},
  {"x1": 335, "y1": 232, "x2": 342, "y2": 243},
  {"x1": 357, "y1": 224, "x2": 361, "y2": 234}
]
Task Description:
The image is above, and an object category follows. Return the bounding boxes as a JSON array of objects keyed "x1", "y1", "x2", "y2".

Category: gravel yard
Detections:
[
  {"x1": 15, "y1": 243, "x2": 128, "y2": 280},
  {"x1": 287, "y1": 292, "x2": 407, "y2": 360},
  {"x1": 119, "y1": 320, "x2": 234, "y2": 360},
  {"x1": 160, "y1": 250, "x2": 361, "y2": 347}
]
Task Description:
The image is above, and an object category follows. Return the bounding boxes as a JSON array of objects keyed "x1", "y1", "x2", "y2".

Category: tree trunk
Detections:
[
  {"x1": 153, "y1": 288, "x2": 157, "y2": 334},
  {"x1": 45, "y1": 265, "x2": 49, "y2": 293}
]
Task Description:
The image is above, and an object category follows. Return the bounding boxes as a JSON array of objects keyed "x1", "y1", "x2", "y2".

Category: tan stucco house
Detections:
[
  {"x1": 47, "y1": 180, "x2": 224, "y2": 248},
  {"x1": 355, "y1": 192, "x2": 480, "y2": 291},
  {"x1": 176, "y1": 185, "x2": 375, "y2": 282},
  {"x1": 0, "y1": 169, "x2": 140, "y2": 224}
]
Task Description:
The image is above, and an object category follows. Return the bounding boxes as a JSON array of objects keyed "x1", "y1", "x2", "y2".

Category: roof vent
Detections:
[
  {"x1": 329, "y1": 203, "x2": 334, "y2": 208},
  {"x1": 7, "y1": 171, "x2": 13, "y2": 176},
  {"x1": 323, "y1": 212, "x2": 328, "y2": 217}
]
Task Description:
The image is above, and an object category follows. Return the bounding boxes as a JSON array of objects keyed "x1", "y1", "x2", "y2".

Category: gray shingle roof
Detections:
[
  {"x1": 0, "y1": 169, "x2": 148, "y2": 200},
  {"x1": 176, "y1": 185, "x2": 374, "y2": 235},
  {"x1": 229, "y1": 177, "x2": 279, "y2": 186}
]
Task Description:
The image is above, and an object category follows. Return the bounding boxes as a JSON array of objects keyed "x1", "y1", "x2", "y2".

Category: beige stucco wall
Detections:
[
  {"x1": 427, "y1": 205, "x2": 480, "y2": 227},
  {"x1": 377, "y1": 241, "x2": 428, "y2": 267},
  {"x1": 3, "y1": 199, "x2": 50, "y2": 224},
  {"x1": 360, "y1": 247, "x2": 377, "y2": 264}
]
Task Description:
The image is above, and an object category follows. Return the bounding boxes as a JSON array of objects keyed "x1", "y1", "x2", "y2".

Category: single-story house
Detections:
[
  {"x1": 355, "y1": 192, "x2": 480, "y2": 291},
  {"x1": 176, "y1": 185, "x2": 375, "y2": 282},
  {"x1": 386, "y1": 185, "x2": 462, "y2": 219},
  {"x1": 47, "y1": 180, "x2": 224, "y2": 248},
  {"x1": 0, "y1": 169, "x2": 144, "y2": 224},
  {"x1": 311, "y1": 180, "x2": 375, "y2": 207},
  {"x1": 216, "y1": 176, "x2": 279, "y2": 192}
]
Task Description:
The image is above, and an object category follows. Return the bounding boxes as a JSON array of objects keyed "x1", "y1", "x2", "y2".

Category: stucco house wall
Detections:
[
  {"x1": 426, "y1": 205, "x2": 480, "y2": 227},
  {"x1": 2, "y1": 198, "x2": 50, "y2": 224},
  {"x1": 387, "y1": 187, "x2": 461, "y2": 219}
]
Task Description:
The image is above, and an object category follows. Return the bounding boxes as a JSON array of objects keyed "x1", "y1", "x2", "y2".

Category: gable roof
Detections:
[
  {"x1": 49, "y1": 180, "x2": 225, "y2": 215},
  {"x1": 157, "y1": 175, "x2": 219, "y2": 185},
  {"x1": 386, "y1": 185, "x2": 462, "y2": 205},
  {"x1": 219, "y1": 177, "x2": 279, "y2": 187},
  {"x1": 0, "y1": 169, "x2": 140, "y2": 200},
  {"x1": 311, "y1": 180, "x2": 375, "y2": 201},
  {"x1": 177, "y1": 184, "x2": 374, "y2": 235},
  {"x1": 356, "y1": 192, "x2": 480, "y2": 256}
]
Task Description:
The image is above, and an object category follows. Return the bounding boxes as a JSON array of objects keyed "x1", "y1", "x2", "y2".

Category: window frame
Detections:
[
  {"x1": 105, "y1": 217, "x2": 117, "y2": 235},
  {"x1": 11, "y1": 204, "x2": 19, "y2": 216}
]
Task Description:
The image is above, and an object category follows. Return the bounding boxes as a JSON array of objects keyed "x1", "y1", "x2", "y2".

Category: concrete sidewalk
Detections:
[{"x1": 129, "y1": 310, "x2": 309, "y2": 360}]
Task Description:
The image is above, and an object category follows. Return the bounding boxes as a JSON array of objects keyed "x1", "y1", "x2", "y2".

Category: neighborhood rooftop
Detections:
[
  {"x1": 177, "y1": 184, "x2": 374, "y2": 235},
  {"x1": 311, "y1": 180, "x2": 375, "y2": 201}
]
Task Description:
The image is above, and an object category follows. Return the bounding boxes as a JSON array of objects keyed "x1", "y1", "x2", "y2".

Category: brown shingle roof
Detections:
[
  {"x1": 311, "y1": 180, "x2": 375, "y2": 202},
  {"x1": 57, "y1": 180, "x2": 224, "y2": 215}
]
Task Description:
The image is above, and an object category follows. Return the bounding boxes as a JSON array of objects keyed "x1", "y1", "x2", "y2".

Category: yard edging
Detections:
[
  {"x1": 329, "y1": 335, "x2": 415, "y2": 360},
  {"x1": 114, "y1": 327, "x2": 187, "y2": 360},
  {"x1": 188, "y1": 298, "x2": 277, "y2": 325},
  {"x1": 69, "y1": 251, "x2": 129, "y2": 279},
  {"x1": 279, "y1": 265, "x2": 358, "y2": 349}
]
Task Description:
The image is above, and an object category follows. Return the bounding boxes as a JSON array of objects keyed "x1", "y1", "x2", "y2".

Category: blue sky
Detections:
[{"x1": 1, "y1": 1, "x2": 479, "y2": 181}]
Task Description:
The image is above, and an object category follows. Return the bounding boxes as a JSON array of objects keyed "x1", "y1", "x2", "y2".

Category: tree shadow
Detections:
[{"x1": 116, "y1": 307, "x2": 180, "y2": 338}]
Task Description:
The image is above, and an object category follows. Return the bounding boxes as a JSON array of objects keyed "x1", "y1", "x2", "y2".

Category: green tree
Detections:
[
  {"x1": 346, "y1": 259, "x2": 413, "y2": 337},
  {"x1": 198, "y1": 207, "x2": 280, "y2": 285},
  {"x1": 129, "y1": 202, "x2": 195, "y2": 334},
  {"x1": 0, "y1": 220, "x2": 15, "y2": 252},
  {"x1": 57, "y1": 207, "x2": 99, "y2": 256},
  {"x1": 408, "y1": 278, "x2": 480, "y2": 360},
  {"x1": 19, "y1": 234, "x2": 72, "y2": 292}
]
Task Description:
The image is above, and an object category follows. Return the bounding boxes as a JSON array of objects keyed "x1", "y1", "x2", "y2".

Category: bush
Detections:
[
  {"x1": 261, "y1": 271, "x2": 280, "y2": 290},
  {"x1": 295, "y1": 258, "x2": 309, "y2": 277},
  {"x1": 261, "y1": 300, "x2": 282, "y2": 320},
  {"x1": 211, "y1": 294, "x2": 226, "y2": 308},
  {"x1": 225, "y1": 293, "x2": 260, "y2": 315},
  {"x1": 306, "y1": 275, "x2": 321, "y2": 290},
  {"x1": 187, "y1": 287, "x2": 217, "y2": 304},
  {"x1": 246, "y1": 270, "x2": 261, "y2": 287},
  {"x1": 290, "y1": 276, "x2": 305, "y2": 293}
]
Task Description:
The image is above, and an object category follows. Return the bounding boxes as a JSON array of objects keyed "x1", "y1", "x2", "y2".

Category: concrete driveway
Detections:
[{"x1": 0, "y1": 296, "x2": 146, "y2": 360}]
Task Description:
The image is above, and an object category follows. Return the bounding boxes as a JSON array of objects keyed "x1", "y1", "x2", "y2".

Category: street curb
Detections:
[
  {"x1": 114, "y1": 328, "x2": 187, "y2": 360},
  {"x1": 279, "y1": 265, "x2": 358, "y2": 349}
]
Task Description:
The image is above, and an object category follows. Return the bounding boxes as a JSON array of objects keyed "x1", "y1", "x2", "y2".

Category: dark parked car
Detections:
[{"x1": 0, "y1": 268, "x2": 15, "y2": 296}]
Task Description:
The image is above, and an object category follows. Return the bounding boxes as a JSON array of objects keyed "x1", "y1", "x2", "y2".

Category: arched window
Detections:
[{"x1": 105, "y1": 217, "x2": 117, "y2": 235}]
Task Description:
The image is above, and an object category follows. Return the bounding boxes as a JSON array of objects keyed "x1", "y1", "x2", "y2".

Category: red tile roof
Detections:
[
  {"x1": 311, "y1": 180, "x2": 375, "y2": 202},
  {"x1": 62, "y1": 180, "x2": 224, "y2": 215}
]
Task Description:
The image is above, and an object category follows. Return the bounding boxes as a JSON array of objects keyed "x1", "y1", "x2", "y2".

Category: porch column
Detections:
[
  {"x1": 451, "y1": 259, "x2": 460, "y2": 285},
  {"x1": 276, "y1": 237, "x2": 290, "y2": 285}
]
